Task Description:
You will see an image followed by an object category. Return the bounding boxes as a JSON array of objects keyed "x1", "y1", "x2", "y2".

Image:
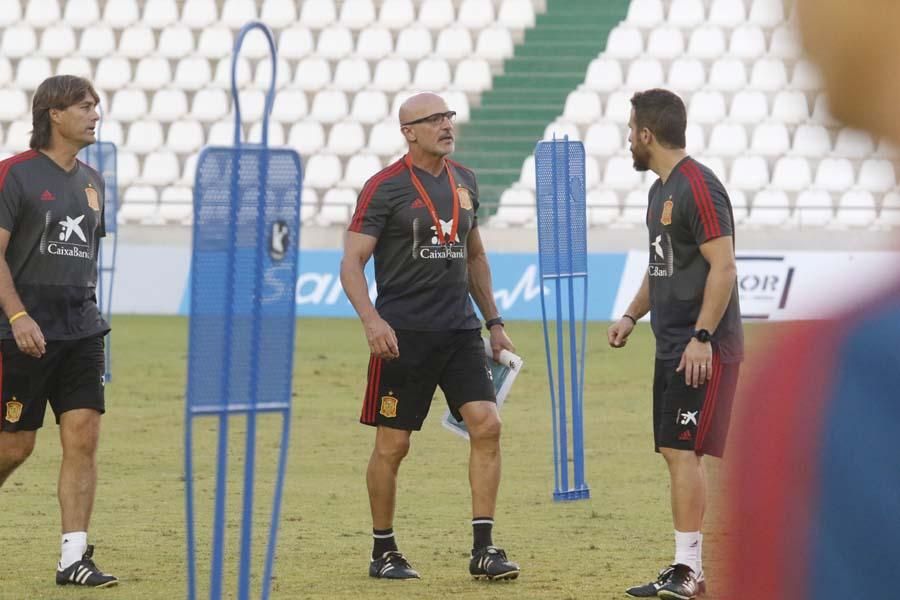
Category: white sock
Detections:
[
  {"x1": 59, "y1": 532, "x2": 87, "y2": 570},
  {"x1": 698, "y1": 533, "x2": 704, "y2": 576},
  {"x1": 673, "y1": 530, "x2": 700, "y2": 574}
]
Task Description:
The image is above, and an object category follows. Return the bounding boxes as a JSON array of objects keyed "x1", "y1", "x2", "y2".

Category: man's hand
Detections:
[
  {"x1": 489, "y1": 325, "x2": 515, "y2": 362},
  {"x1": 12, "y1": 314, "x2": 45, "y2": 358},
  {"x1": 676, "y1": 338, "x2": 713, "y2": 388},
  {"x1": 607, "y1": 317, "x2": 635, "y2": 348},
  {"x1": 363, "y1": 314, "x2": 399, "y2": 360}
]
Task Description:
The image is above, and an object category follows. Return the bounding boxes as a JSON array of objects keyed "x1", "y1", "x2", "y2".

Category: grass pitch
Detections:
[{"x1": 2, "y1": 317, "x2": 764, "y2": 600}]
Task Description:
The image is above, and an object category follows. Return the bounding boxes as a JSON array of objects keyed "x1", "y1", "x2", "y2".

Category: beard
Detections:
[{"x1": 631, "y1": 143, "x2": 651, "y2": 172}]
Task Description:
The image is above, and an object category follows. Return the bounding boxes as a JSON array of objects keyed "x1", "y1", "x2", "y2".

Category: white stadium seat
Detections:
[
  {"x1": 368, "y1": 120, "x2": 405, "y2": 156},
  {"x1": 159, "y1": 187, "x2": 193, "y2": 225},
  {"x1": 814, "y1": 158, "x2": 855, "y2": 192},
  {"x1": 182, "y1": 0, "x2": 217, "y2": 28},
  {"x1": 220, "y1": 0, "x2": 257, "y2": 28},
  {"x1": 15, "y1": 57, "x2": 51, "y2": 91},
  {"x1": 247, "y1": 121, "x2": 285, "y2": 146},
  {"x1": 125, "y1": 120, "x2": 164, "y2": 154},
  {"x1": 729, "y1": 156, "x2": 769, "y2": 191},
  {"x1": 300, "y1": 188, "x2": 319, "y2": 223},
  {"x1": 96, "y1": 57, "x2": 134, "y2": 92},
  {"x1": 729, "y1": 26, "x2": 766, "y2": 59},
  {"x1": 498, "y1": 0, "x2": 534, "y2": 29},
  {"x1": 605, "y1": 26, "x2": 643, "y2": 59},
  {"x1": 543, "y1": 121, "x2": 580, "y2": 142},
  {"x1": 604, "y1": 91, "x2": 633, "y2": 123},
  {"x1": 253, "y1": 57, "x2": 291, "y2": 91},
  {"x1": 584, "y1": 122, "x2": 623, "y2": 156},
  {"x1": 794, "y1": 189, "x2": 833, "y2": 227},
  {"x1": 317, "y1": 26, "x2": 354, "y2": 60},
  {"x1": 811, "y1": 93, "x2": 840, "y2": 127},
  {"x1": 476, "y1": 27, "x2": 514, "y2": 62},
  {"x1": 109, "y1": 88, "x2": 147, "y2": 122},
  {"x1": 103, "y1": 0, "x2": 139, "y2": 28},
  {"x1": 695, "y1": 156, "x2": 727, "y2": 182},
  {"x1": 5, "y1": 121, "x2": 32, "y2": 151},
  {"x1": 190, "y1": 88, "x2": 229, "y2": 122},
  {"x1": 299, "y1": 0, "x2": 336, "y2": 29},
  {"x1": 792, "y1": 124, "x2": 832, "y2": 157},
  {"x1": 752, "y1": 58, "x2": 790, "y2": 94},
  {"x1": 78, "y1": 25, "x2": 115, "y2": 59},
  {"x1": 454, "y1": 58, "x2": 492, "y2": 92},
  {"x1": 373, "y1": 58, "x2": 411, "y2": 92},
  {"x1": 688, "y1": 91, "x2": 727, "y2": 124},
  {"x1": 443, "y1": 90, "x2": 470, "y2": 122},
  {"x1": 791, "y1": 59, "x2": 822, "y2": 91},
  {"x1": 395, "y1": 26, "x2": 433, "y2": 59},
  {"x1": 493, "y1": 188, "x2": 536, "y2": 227},
  {"x1": 834, "y1": 190, "x2": 877, "y2": 228},
  {"x1": 458, "y1": 0, "x2": 494, "y2": 29},
  {"x1": 517, "y1": 155, "x2": 535, "y2": 189},
  {"x1": 118, "y1": 26, "x2": 156, "y2": 59},
  {"x1": 293, "y1": 57, "x2": 332, "y2": 91},
  {"x1": 875, "y1": 191, "x2": 900, "y2": 228},
  {"x1": 379, "y1": 0, "x2": 415, "y2": 30},
  {"x1": 25, "y1": 0, "x2": 60, "y2": 27},
  {"x1": 310, "y1": 90, "x2": 349, "y2": 123},
  {"x1": 729, "y1": 91, "x2": 768, "y2": 124},
  {"x1": 435, "y1": 27, "x2": 473, "y2": 60},
  {"x1": 304, "y1": 154, "x2": 343, "y2": 188},
  {"x1": 165, "y1": 120, "x2": 204, "y2": 154},
  {"x1": 238, "y1": 30, "x2": 271, "y2": 60},
  {"x1": 142, "y1": 0, "x2": 178, "y2": 28},
  {"x1": 149, "y1": 89, "x2": 188, "y2": 123},
  {"x1": 667, "y1": 58, "x2": 705, "y2": 93},
  {"x1": 120, "y1": 186, "x2": 158, "y2": 224},
  {"x1": 56, "y1": 57, "x2": 92, "y2": 79},
  {"x1": 343, "y1": 154, "x2": 383, "y2": 188},
  {"x1": 668, "y1": 0, "x2": 705, "y2": 28},
  {"x1": 413, "y1": 57, "x2": 452, "y2": 90},
  {"x1": 646, "y1": 27, "x2": 684, "y2": 59},
  {"x1": 327, "y1": 121, "x2": 366, "y2": 156},
  {"x1": 708, "y1": 0, "x2": 746, "y2": 27},
  {"x1": 271, "y1": 89, "x2": 309, "y2": 123},
  {"x1": 585, "y1": 58, "x2": 624, "y2": 93},
  {"x1": 0, "y1": 90, "x2": 28, "y2": 122},
  {"x1": 748, "y1": 0, "x2": 785, "y2": 28},
  {"x1": 39, "y1": 24, "x2": 75, "y2": 58},
  {"x1": 2, "y1": 25, "x2": 36, "y2": 59},
  {"x1": 586, "y1": 189, "x2": 620, "y2": 226},
  {"x1": 350, "y1": 89, "x2": 388, "y2": 124},
  {"x1": 278, "y1": 26, "x2": 314, "y2": 59},
  {"x1": 626, "y1": 58, "x2": 665, "y2": 89},
  {"x1": 685, "y1": 122, "x2": 705, "y2": 154},
  {"x1": 235, "y1": 89, "x2": 266, "y2": 123},
  {"x1": 197, "y1": 26, "x2": 233, "y2": 59},
  {"x1": 338, "y1": 0, "x2": 376, "y2": 29},
  {"x1": 419, "y1": 0, "x2": 455, "y2": 30},
  {"x1": 751, "y1": 122, "x2": 790, "y2": 156},
  {"x1": 356, "y1": 27, "x2": 393, "y2": 59},
  {"x1": 563, "y1": 90, "x2": 602, "y2": 125},
  {"x1": 771, "y1": 156, "x2": 812, "y2": 191},
  {"x1": 317, "y1": 188, "x2": 358, "y2": 226},
  {"x1": 158, "y1": 26, "x2": 194, "y2": 59},
  {"x1": 96, "y1": 120, "x2": 123, "y2": 147},
  {"x1": 134, "y1": 57, "x2": 172, "y2": 90},
  {"x1": 833, "y1": 129, "x2": 875, "y2": 159},
  {"x1": 0, "y1": 1, "x2": 20, "y2": 27},
  {"x1": 333, "y1": 57, "x2": 372, "y2": 92},
  {"x1": 626, "y1": 0, "x2": 664, "y2": 28},
  {"x1": 260, "y1": 0, "x2": 297, "y2": 27},
  {"x1": 729, "y1": 189, "x2": 749, "y2": 224},
  {"x1": 708, "y1": 58, "x2": 747, "y2": 92},
  {"x1": 140, "y1": 151, "x2": 179, "y2": 186},
  {"x1": 179, "y1": 153, "x2": 198, "y2": 186},
  {"x1": 857, "y1": 159, "x2": 896, "y2": 193},
  {"x1": 205, "y1": 121, "x2": 233, "y2": 146},
  {"x1": 747, "y1": 189, "x2": 790, "y2": 227},
  {"x1": 174, "y1": 57, "x2": 212, "y2": 91},
  {"x1": 707, "y1": 123, "x2": 748, "y2": 157},
  {"x1": 687, "y1": 27, "x2": 725, "y2": 60},
  {"x1": 771, "y1": 90, "x2": 809, "y2": 124},
  {"x1": 769, "y1": 26, "x2": 802, "y2": 59},
  {"x1": 603, "y1": 155, "x2": 642, "y2": 190}
]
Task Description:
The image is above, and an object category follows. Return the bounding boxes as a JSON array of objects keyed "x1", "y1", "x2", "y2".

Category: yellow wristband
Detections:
[{"x1": 8, "y1": 311, "x2": 27, "y2": 324}]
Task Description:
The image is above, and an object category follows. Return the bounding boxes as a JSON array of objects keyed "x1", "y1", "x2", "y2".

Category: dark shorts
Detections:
[
  {"x1": 359, "y1": 329, "x2": 496, "y2": 431},
  {"x1": 653, "y1": 352, "x2": 740, "y2": 458},
  {"x1": 1, "y1": 334, "x2": 106, "y2": 432}
]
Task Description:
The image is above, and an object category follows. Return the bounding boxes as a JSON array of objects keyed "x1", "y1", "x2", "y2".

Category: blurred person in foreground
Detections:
[
  {"x1": 609, "y1": 89, "x2": 743, "y2": 600},
  {"x1": 340, "y1": 92, "x2": 519, "y2": 581},
  {"x1": 0, "y1": 75, "x2": 117, "y2": 587},
  {"x1": 725, "y1": 2, "x2": 900, "y2": 599}
]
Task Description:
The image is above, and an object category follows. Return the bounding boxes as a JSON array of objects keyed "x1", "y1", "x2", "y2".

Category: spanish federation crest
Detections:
[
  {"x1": 5, "y1": 398, "x2": 22, "y2": 423},
  {"x1": 661, "y1": 197, "x2": 673, "y2": 226},
  {"x1": 85, "y1": 186, "x2": 100, "y2": 212},
  {"x1": 380, "y1": 395, "x2": 398, "y2": 418},
  {"x1": 457, "y1": 186, "x2": 473, "y2": 210}
]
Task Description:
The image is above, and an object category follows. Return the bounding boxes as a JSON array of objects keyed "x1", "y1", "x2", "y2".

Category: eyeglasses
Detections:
[{"x1": 401, "y1": 111, "x2": 457, "y2": 127}]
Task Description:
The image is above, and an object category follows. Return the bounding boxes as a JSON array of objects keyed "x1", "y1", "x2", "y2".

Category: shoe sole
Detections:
[
  {"x1": 56, "y1": 580, "x2": 119, "y2": 588},
  {"x1": 472, "y1": 569, "x2": 520, "y2": 581},
  {"x1": 658, "y1": 591, "x2": 695, "y2": 600}
]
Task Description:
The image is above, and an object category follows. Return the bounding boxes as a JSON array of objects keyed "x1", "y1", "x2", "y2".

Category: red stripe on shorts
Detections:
[
  {"x1": 361, "y1": 355, "x2": 375, "y2": 423},
  {"x1": 695, "y1": 355, "x2": 723, "y2": 451},
  {"x1": 370, "y1": 358, "x2": 382, "y2": 423}
]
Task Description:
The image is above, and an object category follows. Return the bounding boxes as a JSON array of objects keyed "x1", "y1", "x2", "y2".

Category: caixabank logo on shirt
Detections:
[
  {"x1": 648, "y1": 232, "x2": 674, "y2": 277},
  {"x1": 410, "y1": 217, "x2": 464, "y2": 260},
  {"x1": 40, "y1": 211, "x2": 94, "y2": 260}
]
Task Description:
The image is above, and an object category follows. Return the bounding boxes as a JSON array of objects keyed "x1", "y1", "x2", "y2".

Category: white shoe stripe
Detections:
[{"x1": 79, "y1": 567, "x2": 92, "y2": 584}]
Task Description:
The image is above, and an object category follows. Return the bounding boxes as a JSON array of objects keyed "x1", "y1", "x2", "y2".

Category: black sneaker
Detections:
[
  {"x1": 627, "y1": 566, "x2": 707, "y2": 598},
  {"x1": 657, "y1": 564, "x2": 699, "y2": 600},
  {"x1": 55, "y1": 545, "x2": 118, "y2": 588},
  {"x1": 369, "y1": 551, "x2": 420, "y2": 579},
  {"x1": 469, "y1": 546, "x2": 520, "y2": 581}
]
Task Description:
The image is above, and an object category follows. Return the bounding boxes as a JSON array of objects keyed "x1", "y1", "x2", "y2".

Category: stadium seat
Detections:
[
  {"x1": 278, "y1": 26, "x2": 314, "y2": 59},
  {"x1": 749, "y1": 58, "x2": 788, "y2": 91},
  {"x1": 0, "y1": 0, "x2": 22, "y2": 27},
  {"x1": 299, "y1": 0, "x2": 336, "y2": 29},
  {"x1": 707, "y1": 123, "x2": 748, "y2": 157},
  {"x1": 326, "y1": 121, "x2": 366, "y2": 156},
  {"x1": 832, "y1": 190, "x2": 876, "y2": 228},
  {"x1": 667, "y1": 58, "x2": 705, "y2": 93},
  {"x1": 125, "y1": 120, "x2": 164, "y2": 154},
  {"x1": 748, "y1": 0, "x2": 785, "y2": 27},
  {"x1": 667, "y1": 0, "x2": 705, "y2": 27},
  {"x1": 833, "y1": 128, "x2": 875, "y2": 159},
  {"x1": 420, "y1": 0, "x2": 455, "y2": 29},
  {"x1": 443, "y1": 90, "x2": 470, "y2": 122},
  {"x1": 626, "y1": 58, "x2": 665, "y2": 89},
  {"x1": 814, "y1": 158, "x2": 855, "y2": 192},
  {"x1": 39, "y1": 24, "x2": 75, "y2": 58},
  {"x1": 220, "y1": 0, "x2": 256, "y2": 28},
  {"x1": 729, "y1": 189, "x2": 749, "y2": 224},
  {"x1": 355, "y1": 26, "x2": 393, "y2": 59},
  {"x1": 708, "y1": 58, "x2": 747, "y2": 92},
  {"x1": 749, "y1": 121, "x2": 790, "y2": 156},
  {"x1": 791, "y1": 59, "x2": 822, "y2": 91},
  {"x1": 333, "y1": 57, "x2": 372, "y2": 92},
  {"x1": 0, "y1": 58, "x2": 12, "y2": 88},
  {"x1": 543, "y1": 121, "x2": 581, "y2": 143},
  {"x1": 771, "y1": 156, "x2": 812, "y2": 192},
  {"x1": 2, "y1": 25, "x2": 36, "y2": 59},
  {"x1": 304, "y1": 154, "x2": 343, "y2": 189},
  {"x1": 372, "y1": 58, "x2": 411, "y2": 92},
  {"x1": 585, "y1": 58, "x2": 624, "y2": 93},
  {"x1": 181, "y1": 0, "x2": 217, "y2": 28},
  {"x1": 728, "y1": 90, "x2": 768, "y2": 124},
  {"x1": 5, "y1": 121, "x2": 32, "y2": 151},
  {"x1": 688, "y1": 91, "x2": 727, "y2": 124},
  {"x1": 271, "y1": 89, "x2": 309, "y2": 123},
  {"x1": 165, "y1": 120, "x2": 204, "y2": 153},
  {"x1": 492, "y1": 188, "x2": 536, "y2": 228},
  {"x1": 197, "y1": 26, "x2": 233, "y2": 59},
  {"x1": 56, "y1": 57, "x2": 92, "y2": 79},
  {"x1": 343, "y1": 153, "x2": 383, "y2": 188},
  {"x1": 367, "y1": 120, "x2": 404, "y2": 156},
  {"x1": 603, "y1": 155, "x2": 642, "y2": 190},
  {"x1": 769, "y1": 91, "x2": 808, "y2": 124},
  {"x1": 317, "y1": 26, "x2": 354, "y2": 59},
  {"x1": 792, "y1": 124, "x2": 832, "y2": 157},
  {"x1": 794, "y1": 189, "x2": 833, "y2": 227},
  {"x1": 435, "y1": 27, "x2": 473, "y2": 60},
  {"x1": 605, "y1": 26, "x2": 643, "y2": 59},
  {"x1": 300, "y1": 188, "x2": 319, "y2": 223},
  {"x1": 563, "y1": 90, "x2": 602, "y2": 125},
  {"x1": 687, "y1": 27, "x2": 725, "y2": 60},
  {"x1": 15, "y1": 57, "x2": 51, "y2": 91},
  {"x1": 458, "y1": 0, "x2": 494, "y2": 29},
  {"x1": 109, "y1": 88, "x2": 147, "y2": 122},
  {"x1": 157, "y1": 26, "x2": 194, "y2": 59},
  {"x1": 646, "y1": 27, "x2": 684, "y2": 59},
  {"x1": 685, "y1": 122, "x2": 705, "y2": 154},
  {"x1": 288, "y1": 121, "x2": 326, "y2": 155},
  {"x1": 190, "y1": 88, "x2": 229, "y2": 122},
  {"x1": 134, "y1": 57, "x2": 171, "y2": 90},
  {"x1": 173, "y1": 57, "x2": 212, "y2": 91},
  {"x1": 337, "y1": 0, "x2": 375, "y2": 29},
  {"x1": 769, "y1": 25, "x2": 802, "y2": 59},
  {"x1": 811, "y1": 93, "x2": 840, "y2": 127},
  {"x1": 604, "y1": 91, "x2": 633, "y2": 123},
  {"x1": 626, "y1": 0, "x2": 664, "y2": 28},
  {"x1": 103, "y1": 0, "x2": 139, "y2": 28},
  {"x1": 317, "y1": 188, "x2": 358, "y2": 226},
  {"x1": 178, "y1": 153, "x2": 198, "y2": 186},
  {"x1": 142, "y1": 0, "x2": 178, "y2": 28},
  {"x1": 259, "y1": 0, "x2": 296, "y2": 27},
  {"x1": 746, "y1": 189, "x2": 790, "y2": 227},
  {"x1": 159, "y1": 187, "x2": 193, "y2": 225},
  {"x1": 247, "y1": 121, "x2": 285, "y2": 146},
  {"x1": 729, "y1": 156, "x2": 769, "y2": 191},
  {"x1": 253, "y1": 57, "x2": 291, "y2": 90},
  {"x1": 234, "y1": 89, "x2": 265, "y2": 123},
  {"x1": 618, "y1": 189, "x2": 650, "y2": 227},
  {"x1": 708, "y1": 0, "x2": 746, "y2": 27},
  {"x1": 119, "y1": 186, "x2": 159, "y2": 225},
  {"x1": 349, "y1": 89, "x2": 388, "y2": 124},
  {"x1": 294, "y1": 57, "x2": 332, "y2": 91},
  {"x1": 140, "y1": 151, "x2": 179, "y2": 186},
  {"x1": 857, "y1": 159, "x2": 896, "y2": 193},
  {"x1": 454, "y1": 58, "x2": 492, "y2": 92},
  {"x1": 96, "y1": 120, "x2": 123, "y2": 147},
  {"x1": 729, "y1": 25, "x2": 766, "y2": 59},
  {"x1": 413, "y1": 57, "x2": 452, "y2": 89},
  {"x1": 119, "y1": 26, "x2": 155, "y2": 59},
  {"x1": 206, "y1": 121, "x2": 235, "y2": 146},
  {"x1": 396, "y1": 26, "x2": 433, "y2": 59},
  {"x1": 584, "y1": 122, "x2": 623, "y2": 157},
  {"x1": 236, "y1": 28, "x2": 271, "y2": 60},
  {"x1": 476, "y1": 27, "x2": 514, "y2": 62},
  {"x1": 78, "y1": 25, "x2": 115, "y2": 59},
  {"x1": 516, "y1": 155, "x2": 535, "y2": 190},
  {"x1": 25, "y1": 0, "x2": 60, "y2": 27},
  {"x1": 149, "y1": 89, "x2": 188, "y2": 123},
  {"x1": 695, "y1": 155, "x2": 727, "y2": 182},
  {"x1": 585, "y1": 189, "x2": 620, "y2": 226},
  {"x1": 0, "y1": 90, "x2": 28, "y2": 122},
  {"x1": 498, "y1": 0, "x2": 534, "y2": 29},
  {"x1": 875, "y1": 191, "x2": 900, "y2": 228},
  {"x1": 379, "y1": 0, "x2": 415, "y2": 30}
]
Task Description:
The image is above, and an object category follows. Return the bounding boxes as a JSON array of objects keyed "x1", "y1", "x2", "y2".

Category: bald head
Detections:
[{"x1": 399, "y1": 92, "x2": 448, "y2": 125}]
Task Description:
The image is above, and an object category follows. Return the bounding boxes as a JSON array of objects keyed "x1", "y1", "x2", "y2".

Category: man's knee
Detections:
[
  {"x1": 466, "y1": 407, "x2": 502, "y2": 443},
  {"x1": 60, "y1": 410, "x2": 101, "y2": 458},
  {"x1": 660, "y1": 446, "x2": 700, "y2": 468},
  {"x1": 0, "y1": 431, "x2": 36, "y2": 468},
  {"x1": 373, "y1": 429, "x2": 411, "y2": 465}
]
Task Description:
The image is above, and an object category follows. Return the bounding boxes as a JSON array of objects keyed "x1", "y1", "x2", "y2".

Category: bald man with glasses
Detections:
[{"x1": 340, "y1": 92, "x2": 520, "y2": 582}]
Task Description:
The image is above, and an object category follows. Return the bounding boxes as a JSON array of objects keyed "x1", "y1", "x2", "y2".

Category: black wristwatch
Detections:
[
  {"x1": 485, "y1": 317, "x2": 505, "y2": 330},
  {"x1": 692, "y1": 329, "x2": 711, "y2": 343}
]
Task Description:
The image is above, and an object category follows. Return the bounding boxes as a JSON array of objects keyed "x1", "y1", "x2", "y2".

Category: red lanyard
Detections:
[{"x1": 404, "y1": 153, "x2": 459, "y2": 247}]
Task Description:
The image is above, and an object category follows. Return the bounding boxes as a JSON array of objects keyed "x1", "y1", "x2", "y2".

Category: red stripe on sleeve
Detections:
[
  {"x1": 0, "y1": 150, "x2": 40, "y2": 192},
  {"x1": 348, "y1": 161, "x2": 404, "y2": 233},
  {"x1": 680, "y1": 163, "x2": 713, "y2": 239},
  {"x1": 686, "y1": 162, "x2": 722, "y2": 239}
]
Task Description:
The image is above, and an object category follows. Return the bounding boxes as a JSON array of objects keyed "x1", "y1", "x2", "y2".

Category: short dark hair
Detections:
[
  {"x1": 30, "y1": 75, "x2": 100, "y2": 150},
  {"x1": 630, "y1": 89, "x2": 687, "y2": 149}
]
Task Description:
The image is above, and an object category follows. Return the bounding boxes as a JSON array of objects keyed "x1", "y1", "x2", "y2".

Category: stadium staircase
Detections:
[{"x1": 453, "y1": 0, "x2": 630, "y2": 211}]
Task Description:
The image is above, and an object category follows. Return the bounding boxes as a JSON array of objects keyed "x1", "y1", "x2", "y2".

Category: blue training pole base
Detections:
[{"x1": 554, "y1": 486, "x2": 591, "y2": 502}]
